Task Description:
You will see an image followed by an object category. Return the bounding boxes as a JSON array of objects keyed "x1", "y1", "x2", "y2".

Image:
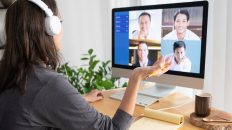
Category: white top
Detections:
[
  {"x1": 132, "y1": 29, "x2": 156, "y2": 40},
  {"x1": 139, "y1": 59, "x2": 149, "y2": 67},
  {"x1": 162, "y1": 29, "x2": 200, "y2": 41},
  {"x1": 165, "y1": 54, "x2": 192, "y2": 72}
]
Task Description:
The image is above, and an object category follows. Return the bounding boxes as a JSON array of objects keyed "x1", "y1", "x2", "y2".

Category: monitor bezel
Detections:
[{"x1": 112, "y1": 1, "x2": 208, "y2": 79}]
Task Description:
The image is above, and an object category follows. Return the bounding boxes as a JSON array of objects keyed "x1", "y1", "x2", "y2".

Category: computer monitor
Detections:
[{"x1": 112, "y1": 1, "x2": 208, "y2": 90}]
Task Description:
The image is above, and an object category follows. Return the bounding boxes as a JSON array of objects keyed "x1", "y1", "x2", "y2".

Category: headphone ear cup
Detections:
[{"x1": 45, "y1": 16, "x2": 61, "y2": 36}]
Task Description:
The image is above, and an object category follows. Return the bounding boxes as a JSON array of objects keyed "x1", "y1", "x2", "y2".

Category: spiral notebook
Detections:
[{"x1": 129, "y1": 108, "x2": 184, "y2": 130}]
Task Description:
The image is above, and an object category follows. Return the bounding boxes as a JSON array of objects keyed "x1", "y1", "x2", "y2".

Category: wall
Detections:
[
  {"x1": 224, "y1": 0, "x2": 232, "y2": 112},
  {"x1": 56, "y1": 0, "x2": 111, "y2": 66},
  {"x1": 208, "y1": 0, "x2": 227, "y2": 110}
]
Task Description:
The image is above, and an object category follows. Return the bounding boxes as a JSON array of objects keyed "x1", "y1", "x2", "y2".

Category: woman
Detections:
[{"x1": 0, "y1": 0, "x2": 171, "y2": 130}]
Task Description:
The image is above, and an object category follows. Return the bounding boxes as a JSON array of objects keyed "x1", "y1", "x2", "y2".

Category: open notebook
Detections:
[{"x1": 129, "y1": 108, "x2": 184, "y2": 130}]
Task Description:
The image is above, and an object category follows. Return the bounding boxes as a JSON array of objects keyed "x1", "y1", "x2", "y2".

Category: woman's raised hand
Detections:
[{"x1": 132, "y1": 56, "x2": 172, "y2": 80}]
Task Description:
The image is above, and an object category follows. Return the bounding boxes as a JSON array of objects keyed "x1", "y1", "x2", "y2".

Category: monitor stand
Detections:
[{"x1": 138, "y1": 82, "x2": 176, "y2": 98}]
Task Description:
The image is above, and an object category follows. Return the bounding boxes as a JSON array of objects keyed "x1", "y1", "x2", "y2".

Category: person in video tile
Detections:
[
  {"x1": 163, "y1": 9, "x2": 200, "y2": 41},
  {"x1": 165, "y1": 41, "x2": 191, "y2": 72},
  {"x1": 132, "y1": 12, "x2": 156, "y2": 40},
  {"x1": 133, "y1": 42, "x2": 154, "y2": 67}
]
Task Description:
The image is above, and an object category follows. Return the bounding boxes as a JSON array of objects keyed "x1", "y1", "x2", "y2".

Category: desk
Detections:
[{"x1": 91, "y1": 89, "x2": 204, "y2": 130}]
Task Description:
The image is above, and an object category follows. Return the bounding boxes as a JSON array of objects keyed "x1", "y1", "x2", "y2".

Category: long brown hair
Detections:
[{"x1": 0, "y1": 0, "x2": 60, "y2": 94}]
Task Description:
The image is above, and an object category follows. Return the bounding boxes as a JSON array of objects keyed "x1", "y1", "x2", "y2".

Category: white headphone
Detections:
[{"x1": 28, "y1": 0, "x2": 61, "y2": 36}]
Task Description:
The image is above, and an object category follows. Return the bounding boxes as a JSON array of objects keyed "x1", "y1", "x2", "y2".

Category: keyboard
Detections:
[{"x1": 110, "y1": 90, "x2": 159, "y2": 107}]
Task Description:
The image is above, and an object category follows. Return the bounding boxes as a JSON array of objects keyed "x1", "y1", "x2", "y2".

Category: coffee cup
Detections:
[{"x1": 195, "y1": 92, "x2": 211, "y2": 117}]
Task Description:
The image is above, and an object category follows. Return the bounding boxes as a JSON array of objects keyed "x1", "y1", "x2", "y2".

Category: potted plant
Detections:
[{"x1": 57, "y1": 49, "x2": 127, "y2": 94}]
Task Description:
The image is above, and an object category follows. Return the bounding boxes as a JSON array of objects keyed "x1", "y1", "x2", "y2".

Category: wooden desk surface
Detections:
[{"x1": 91, "y1": 88, "x2": 204, "y2": 130}]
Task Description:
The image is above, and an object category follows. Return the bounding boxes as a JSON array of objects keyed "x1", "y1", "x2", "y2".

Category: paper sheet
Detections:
[{"x1": 129, "y1": 108, "x2": 184, "y2": 130}]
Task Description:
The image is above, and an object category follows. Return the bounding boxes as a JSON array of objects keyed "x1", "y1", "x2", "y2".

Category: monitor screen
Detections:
[{"x1": 112, "y1": 1, "x2": 208, "y2": 89}]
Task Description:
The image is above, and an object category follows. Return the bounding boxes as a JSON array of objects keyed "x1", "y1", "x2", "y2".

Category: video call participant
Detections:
[
  {"x1": 165, "y1": 41, "x2": 191, "y2": 72},
  {"x1": 133, "y1": 42, "x2": 154, "y2": 67},
  {"x1": 163, "y1": 9, "x2": 200, "y2": 41},
  {"x1": 0, "y1": 0, "x2": 172, "y2": 130},
  {"x1": 132, "y1": 12, "x2": 156, "y2": 40}
]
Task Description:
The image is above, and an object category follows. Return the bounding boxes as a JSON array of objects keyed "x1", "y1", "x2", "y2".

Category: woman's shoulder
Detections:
[
  {"x1": 34, "y1": 66, "x2": 77, "y2": 95},
  {"x1": 34, "y1": 66, "x2": 63, "y2": 84}
]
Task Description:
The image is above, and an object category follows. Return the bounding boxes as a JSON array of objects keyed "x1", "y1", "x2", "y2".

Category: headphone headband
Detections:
[
  {"x1": 27, "y1": 0, "x2": 61, "y2": 36},
  {"x1": 28, "y1": 0, "x2": 53, "y2": 16}
]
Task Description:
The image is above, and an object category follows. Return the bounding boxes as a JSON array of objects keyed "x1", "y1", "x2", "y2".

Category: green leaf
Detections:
[
  {"x1": 81, "y1": 57, "x2": 89, "y2": 60},
  {"x1": 91, "y1": 55, "x2": 96, "y2": 60},
  {"x1": 122, "y1": 82, "x2": 128, "y2": 87},
  {"x1": 88, "y1": 49, "x2": 93, "y2": 55},
  {"x1": 94, "y1": 81, "x2": 104, "y2": 90},
  {"x1": 103, "y1": 60, "x2": 111, "y2": 68},
  {"x1": 102, "y1": 80, "x2": 114, "y2": 90},
  {"x1": 90, "y1": 60, "x2": 100, "y2": 70}
]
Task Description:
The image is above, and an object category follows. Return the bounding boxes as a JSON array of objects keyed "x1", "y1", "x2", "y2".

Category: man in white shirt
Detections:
[
  {"x1": 132, "y1": 12, "x2": 156, "y2": 40},
  {"x1": 165, "y1": 41, "x2": 191, "y2": 72},
  {"x1": 163, "y1": 9, "x2": 200, "y2": 41}
]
